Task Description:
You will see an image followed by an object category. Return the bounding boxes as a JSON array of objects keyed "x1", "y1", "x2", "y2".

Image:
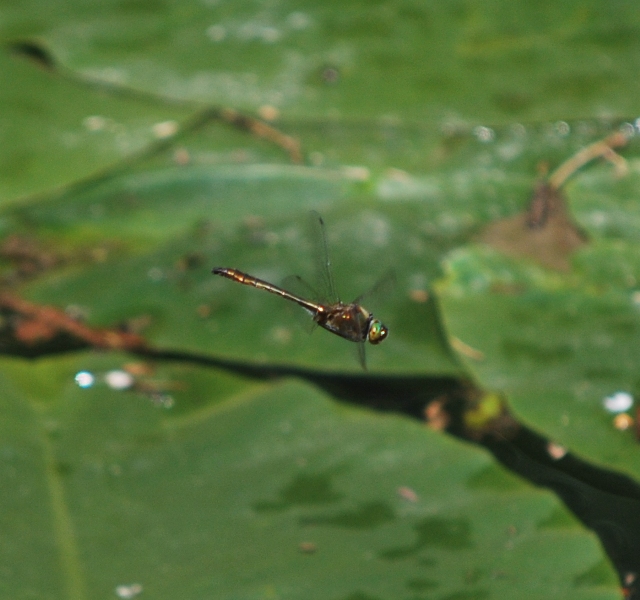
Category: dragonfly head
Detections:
[{"x1": 367, "y1": 318, "x2": 388, "y2": 345}]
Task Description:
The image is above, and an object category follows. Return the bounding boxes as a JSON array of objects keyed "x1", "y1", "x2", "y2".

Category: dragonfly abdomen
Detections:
[
  {"x1": 213, "y1": 267, "x2": 268, "y2": 289},
  {"x1": 212, "y1": 267, "x2": 322, "y2": 314}
]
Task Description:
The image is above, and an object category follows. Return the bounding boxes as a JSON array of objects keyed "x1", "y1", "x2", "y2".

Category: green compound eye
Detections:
[{"x1": 368, "y1": 319, "x2": 388, "y2": 345}]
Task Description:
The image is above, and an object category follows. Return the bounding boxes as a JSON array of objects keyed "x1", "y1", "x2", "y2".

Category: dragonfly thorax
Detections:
[{"x1": 314, "y1": 303, "x2": 388, "y2": 346}]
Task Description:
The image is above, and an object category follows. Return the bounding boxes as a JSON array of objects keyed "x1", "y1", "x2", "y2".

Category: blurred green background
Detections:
[{"x1": 2, "y1": 1, "x2": 640, "y2": 598}]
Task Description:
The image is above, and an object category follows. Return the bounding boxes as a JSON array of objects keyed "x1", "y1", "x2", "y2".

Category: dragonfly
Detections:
[{"x1": 212, "y1": 212, "x2": 389, "y2": 368}]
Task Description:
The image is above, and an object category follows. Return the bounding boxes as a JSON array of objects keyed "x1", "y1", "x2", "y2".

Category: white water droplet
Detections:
[
  {"x1": 74, "y1": 371, "x2": 95, "y2": 388},
  {"x1": 473, "y1": 125, "x2": 494, "y2": 142},
  {"x1": 115, "y1": 583, "x2": 143, "y2": 599},
  {"x1": 603, "y1": 392, "x2": 633, "y2": 413},
  {"x1": 105, "y1": 370, "x2": 134, "y2": 391}
]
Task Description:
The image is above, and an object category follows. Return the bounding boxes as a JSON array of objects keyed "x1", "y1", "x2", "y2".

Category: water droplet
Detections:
[
  {"x1": 147, "y1": 267, "x2": 164, "y2": 281},
  {"x1": 620, "y1": 122, "x2": 635, "y2": 138},
  {"x1": 83, "y1": 115, "x2": 107, "y2": 131},
  {"x1": 473, "y1": 125, "x2": 494, "y2": 143},
  {"x1": 105, "y1": 370, "x2": 135, "y2": 391},
  {"x1": 603, "y1": 391, "x2": 633, "y2": 413},
  {"x1": 115, "y1": 583, "x2": 143, "y2": 599},
  {"x1": 74, "y1": 371, "x2": 95, "y2": 388},
  {"x1": 152, "y1": 120, "x2": 179, "y2": 139}
]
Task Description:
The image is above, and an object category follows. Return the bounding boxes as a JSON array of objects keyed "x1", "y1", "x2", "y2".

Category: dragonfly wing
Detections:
[
  {"x1": 309, "y1": 211, "x2": 339, "y2": 304},
  {"x1": 352, "y1": 304, "x2": 368, "y2": 370},
  {"x1": 352, "y1": 268, "x2": 396, "y2": 305},
  {"x1": 357, "y1": 340, "x2": 367, "y2": 370},
  {"x1": 282, "y1": 274, "x2": 321, "y2": 302},
  {"x1": 280, "y1": 274, "x2": 319, "y2": 333}
]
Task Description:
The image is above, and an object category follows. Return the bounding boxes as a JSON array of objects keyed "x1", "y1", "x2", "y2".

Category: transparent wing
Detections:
[
  {"x1": 309, "y1": 210, "x2": 339, "y2": 304},
  {"x1": 353, "y1": 268, "x2": 396, "y2": 305},
  {"x1": 281, "y1": 274, "x2": 321, "y2": 303},
  {"x1": 279, "y1": 274, "x2": 320, "y2": 333},
  {"x1": 356, "y1": 341, "x2": 367, "y2": 370}
]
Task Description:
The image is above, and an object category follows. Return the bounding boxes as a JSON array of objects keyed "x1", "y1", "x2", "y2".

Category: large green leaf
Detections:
[
  {"x1": 2, "y1": 138, "x2": 629, "y2": 595},
  {"x1": 437, "y1": 163, "x2": 640, "y2": 477},
  {"x1": 3, "y1": 0, "x2": 640, "y2": 122},
  {"x1": 4, "y1": 0, "x2": 640, "y2": 205},
  {"x1": 3, "y1": 0, "x2": 640, "y2": 596},
  {"x1": 0, "y1": 50, "x2": 194, "y2": 205},
  {"x1": 0, "y1": 353, "x2": 618, "y2": 599}
]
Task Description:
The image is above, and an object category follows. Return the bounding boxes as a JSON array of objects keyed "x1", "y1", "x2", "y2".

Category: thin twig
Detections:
[{"x1": 548, "y1": 131, "x2": 629, "y2": 190}]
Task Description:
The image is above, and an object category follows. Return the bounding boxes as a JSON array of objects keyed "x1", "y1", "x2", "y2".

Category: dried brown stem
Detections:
[
  {"x1": 0, "y1": 293, "x2": 146, "y2": 350},
  {"x1": 548, "y1": 131, "x2": 629, "y2": 190},
  {"x1": 219, "y1": 108, "x2": 303, "y2": 163}
]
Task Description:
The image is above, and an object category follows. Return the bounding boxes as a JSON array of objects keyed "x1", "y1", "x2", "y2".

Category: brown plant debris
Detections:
[
  {"x1": 219, "y1": 108, "x2": 303, "y2": 164},
  {"x1": 547, "y1": 131, "x2": 629, "y2": 190},
  {"x1": 480, "y1": 131, "x2": 629, "y2": 271},
  {"x1": 481, "y1": 181, "x2": 587, "y2": 271},
  {"x1": 0, "y1": 293, "x2": 146, "y2": 356},
  {"x1": 0, "y1": 235, "x2": 60, "y2": 278}
]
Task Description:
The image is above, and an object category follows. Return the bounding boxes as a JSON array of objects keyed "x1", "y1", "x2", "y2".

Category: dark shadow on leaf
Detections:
[
  {"x1": 334, "y1": 593, "x2": 383, "y2": 600},
  {"x1": 501, "y1": 339, "x2": 574, "y2": 363},
  {"x1": 406, "y1": 578, "x2": 439, "y2": 592},
  {"x1": 440, "y1": 590, "x2": 490, "y2": 600},
  {"x1": 574, "y1": 559, "x2": 620, "y2": 587},
  {"x1": 300, "y1": 501, "x2": 395, "y2": 529},
  {"x1": 379, "y1": 517, "x2": 472, "y2": 560},
  {"x1": 7, "y1": 40, "x2": 56, "y2": 70},
  {"x1": 253, "y1": 470, "x2": 344, "y2": 512}
]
